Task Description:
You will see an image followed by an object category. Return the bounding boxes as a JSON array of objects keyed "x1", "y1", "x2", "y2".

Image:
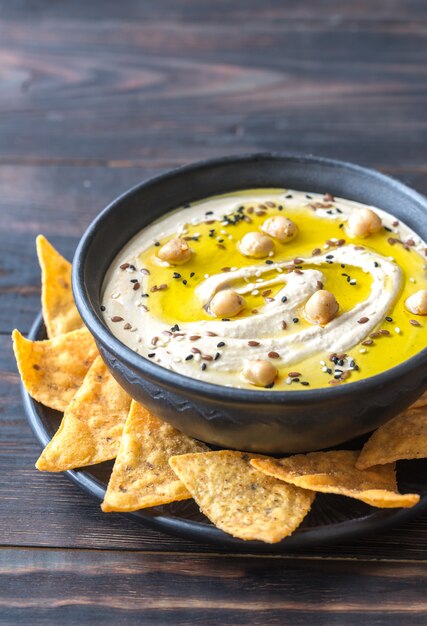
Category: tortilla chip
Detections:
[
  {"x1": 36, "y1": 235, "x2": 83, "y2": 338},
  {"x1": 12, "y1": 327, "x2": 98, "y2": 412},
  {"x1": 412, "y1": 391, "x2": 427, "y2": 409},
  {"x1": 36, "y1": 356, "x2": 131, "y2": 471},
  {"x1": 357, "y1": 407, "x2": 427, "y2": 470},
  {"x1": 252, "y1": 450, "x2": 419, "y2": 509},
  {"x1": 169, "y1": 451, "x2": 315, "y2": 543},
  {"x1": 102, "y1": 401, "x2": 208, "y2": 512}
]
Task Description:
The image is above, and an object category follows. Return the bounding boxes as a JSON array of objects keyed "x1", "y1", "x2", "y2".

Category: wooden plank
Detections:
[
  {"x1": 0, "y1": 15, "x2": 426, "y2": 164},
  {"x1": 1, "y1": 547, "x2": 427, "y2": 625},
  {"x1": 1, "y1": 0, "x2": 427, "y2": 22}
]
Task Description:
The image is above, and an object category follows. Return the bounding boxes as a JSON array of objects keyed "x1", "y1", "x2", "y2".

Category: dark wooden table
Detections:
[{"x1": 2, "y1": 1, "x2": 427, "y2": 623}]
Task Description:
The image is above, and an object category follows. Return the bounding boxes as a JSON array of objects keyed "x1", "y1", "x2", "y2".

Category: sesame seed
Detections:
[
  {"x1": 292, "y1": 318, "x2": 299, "y2": 323},
  {"x1": 201, "y1": 363, "x2": 207, "y2": 371},
  {"x1": 185, "y1": 354, "x2": 194, "y2": 361},
  {"x1": 268, "y1": 351, "x2": 280, "y2": 359},
  {"x1": 148, "y1": 353, "x2": 156, "y2": 358},
  {"x1": 281, "y1": 321, "x2": 287, "y2": 330},
  {"x1": 111, "y1": 316, "x2": 124, "y2": 322},
  {"x1": 385, "y1": 316, "x2": 393, "y2": 322},
  {"x1": 358, "y1": 317, "x2": 369, "y2": 324},
  {"x1": 217, "y1": 341, "x2": 225, "y2": 348},
  {"x1": 410, "y1": 319, "x2": 422, "y2": 327},
  {"x1": 359, "y1": 348, "x2": 367, "y2": 354},
  {"x1": 281, "y1": 296, "x2": 288, "y2": 303},
  {"x1": 248, "y1": 341, "x2": 260, "y2": 347},
  {"x1": 100, "y1": 305, "x2": 106, "y2": 311}
]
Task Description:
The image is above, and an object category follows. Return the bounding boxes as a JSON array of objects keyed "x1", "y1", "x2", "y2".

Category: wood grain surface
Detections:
[{"x1": 2, "y1": 1, "x2": 427, "y2": 624}]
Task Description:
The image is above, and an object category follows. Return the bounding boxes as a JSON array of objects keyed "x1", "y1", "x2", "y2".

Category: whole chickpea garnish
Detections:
[
  {"x1": 305, "y1": 289, "x2": 339, "y2": 326},
  {"x1": 261, "y1": 216, "x2": 297, "y2": 243},
  {"x1": 346, "y1": 208, "x2": 382, "y2": 238},
  {"x1": 241, "y1": 359, "x2": 278, "y2": 388},
  {"x1": 157, "y1": 237, "x2": 192, "y2": 265},
  {"x1": 239, "y1": 232, "x2": 274, "y2": 259},
  {"x1": 209, "y1": 289, "x2": 246, "y2": 318},
  {"x1": 405, "y1": 290, "x2": 427, "y2": 316}
]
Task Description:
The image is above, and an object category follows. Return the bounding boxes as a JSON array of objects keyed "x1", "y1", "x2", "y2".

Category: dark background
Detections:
[{"x1": 1, "y1": 1, "x2": 427, "y2": 624}]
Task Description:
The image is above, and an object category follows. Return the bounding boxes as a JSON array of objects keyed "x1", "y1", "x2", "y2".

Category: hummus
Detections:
[{"x1": 102, "y1": 189, "x2": 427, "y2": 390}]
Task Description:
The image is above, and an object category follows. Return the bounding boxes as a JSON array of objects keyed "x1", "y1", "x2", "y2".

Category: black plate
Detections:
[{"x1": 23, "y1": 313, "x2": 427, "y2": 553}]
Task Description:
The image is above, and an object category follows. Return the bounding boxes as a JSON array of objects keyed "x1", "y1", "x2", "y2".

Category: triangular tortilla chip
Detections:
[
  {"x1": 12, "y1": 327, "x2": 98, "y2": 412},
  {"x1": 252, "y1": 450, "x2": 419, "y2": 508},
  {"x1": 36, "y1": 356, "x2": 131, "y2": 471},
  {"x1": 412, "y1": 391, "x2": 427, "y2": 409},
  {"x1": 357, "y1": 407, "x2": 427, "y2": 470},
  {"x1": 102, "y1": 401, "x2": 208, "y2": 512},
  {"x1": 36, "y1": 235, "x2": 83, "y2": 337},
  {"x1": 169, "y1": 451, "x2": 315, "y2": 543}
]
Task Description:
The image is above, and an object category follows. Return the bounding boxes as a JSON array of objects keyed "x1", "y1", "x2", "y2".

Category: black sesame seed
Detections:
[
  {"x1": 385, "y1": 316, "x2": 393, "y2": 322},
  {"x1": 171, "y1": 324, "x2": 180, "y2": 332},
  {"x1": 190, "y1": 272, "x2": 195, "y2": 277},
  {"x1": 141, "y1": 293, "x2": 149, "y2": 298},
  {"x1": 301, "y1": 381, "x2": 310, "y2": 386},
  {"x1": 281, "y1": 296, "x2": 288, "y2": 303},
  {"x1": 326, "y1": 210, "x2": 333, "y2": 215},
  {"x1": 206, "y1": 210, "x2": 213, "y2": 215},
  {"x1": 278, "y1": 205, "x2": 283, "y2": 211},
  {"x1": 154, "y1": 242, "x2": 160, "y2": 247},
  {"x1": 293, "y1": 317, "x2": 299, "y2": 323},
  {"x1": 384, "y1": 226, "x2": 392, "y2": 232},
  {"x1": 148, "y1": 353, "x2": 155, "y2": 358},
  {"x1": 341, "y1": 264, "x2": 346, "y2": 269},
  {"x1": 305, "y1": 194, "x2": 313, "y2": 199},
  {"x1": 130, "y1": 278, "x2": 138, "y2": 283},
  {"x1": 326, "y1": 254, "x2": 334, "y2": 259},
  {"x1": 185, "y1": 354, "x2": 194, "y2": 361},
  {"x1": 339, "y1": 223, "x2": 344, "y2": 229},
  {"x1": 336, "y1": 208, "x2": 343, "y2": 214},
  {"x1": 338, "y1": 359, "x2": 344, "y2": 366},
  {"x1": 222, "y1": 318, "x2": 230, "y2": 322},
  {"x1": 374, "y1": 262, "x2": 379, "y2": 268},
  {"x1": 201, "y1": 363, "x2": 207, "y2": 371},
  {"x1": 286, "y1": 194, "x2": 293, "y2": 199},
  {"x1": 100, "y1": 305, "x2": 106, "y2": 311},
  {"x1": 265, "y1": 260, "x2": 274, "y2": 265},
  {"x1": 327, "y1": 368, "x2": 333, "y2": 375},
  {"x1": 173, "y1": 272, "x2": 181, "y2": 279},
  {"x1": 334, "y1": 374, "x2": 342, "y2": 380},
  {"x1": 182, "y1": 279, "x2": 187, "y2": 285},
  {"x1": 217, "y1": 341, "x2": 225, "y2": 347},
  {"x1": 214, "y1": 352, "x2": 221, "y2": 360},
  {"x1": 353, "y1": 365, "x2": 360, "y2": 371}
]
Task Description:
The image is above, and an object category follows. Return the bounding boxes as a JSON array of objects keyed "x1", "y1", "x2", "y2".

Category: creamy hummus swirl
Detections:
[{"x1": 102, "y1": 188, "x2": 427, "y2": 389}]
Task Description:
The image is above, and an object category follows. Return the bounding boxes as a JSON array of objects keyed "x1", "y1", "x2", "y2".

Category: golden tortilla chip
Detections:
[
  {"x1": 357, "y1": 407, "x2": 427, "y2": 470},
  {"x1": 102, "y1": 401, "x2": 208, "y2": 512},
  {"x1": 252, "y1": 450, "x2": 419, "y2": 509},
  {"x1": 36, "y1": 235, "x2": 83, "y2": 338},
  {"x1": 12, "y1": 327, "x2": 98, "y2": 412},
  {"x1": 412, "y1": 391, "x2": 427, "y2": 409},
  {"x1": 169, "y1": 451, "x2": 315, "y2": 543},
  {"x1": 36, "y1": 356, "x2": 131, "y2": 471}
]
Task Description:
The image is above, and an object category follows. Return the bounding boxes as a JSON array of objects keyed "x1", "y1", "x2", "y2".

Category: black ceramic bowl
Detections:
[{"x1": 72, "y1": 153, "x2": 427, "y2": 454}]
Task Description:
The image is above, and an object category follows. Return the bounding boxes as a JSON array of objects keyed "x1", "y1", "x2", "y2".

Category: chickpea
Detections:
[
  {"x1": 241, "y1": 359, "x2": 278, "y2": 388},
  {"x1": 405, "y1": 290, "x2": 427, "y2": 316},
  {"x1": 305, "y1": 289, "x2": 339, "y2": 326},
  {"x1": 346, "y1": 208, "x2": 382, "y2": 238},
  {"x1": 261, "y1": 216, "x2": 297, "y2": 243},
  {"x1": 209, "y1": 289, "x2": 246, "y2": 318},
  {"x1": 157, "y1": 237, "x2": 192, "y2": 265},
  {"x1": 239, "y1": 232, "x2": 274, "y2": 258}
]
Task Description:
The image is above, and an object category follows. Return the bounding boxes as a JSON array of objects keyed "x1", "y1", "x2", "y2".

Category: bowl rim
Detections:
[{"x1": 72, "y1": 151, "x2": 427, "y2": 405}]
